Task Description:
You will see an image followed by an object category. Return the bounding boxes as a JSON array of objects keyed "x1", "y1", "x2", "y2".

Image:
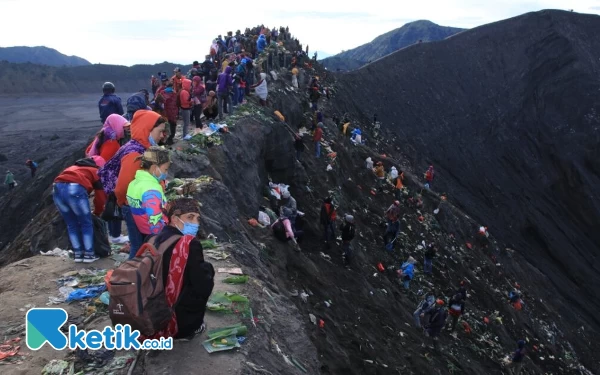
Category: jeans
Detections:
[
  {"x1": 52, "y1": 183, "x2": 93, "y2": 258},
  {"x1": 413, "y1": 308, "x2": 423, "y2": 328},
  {"x1": 296, "y1": 150, "x2": 302, "y2": 161},
  {"x1": 217, "y1": 91, "x2": 232, "y2": 120},
  {"x1": 122, "y1": 205, "x2": 144, "y2": 259},
  {"x1": 181, "y1": 108, "x2": 191, "y2": 137},
  {"x1": 424, "y1": 257, "x2": 433, "y2": 274},
  {"x1": 342, "y1": 241, "x2": 351, "y2": 263},
  {"x1": 315, "y1": 141, "x2": 321, "y2": 158},
  {"x1": 403, "y1": 279, "x2": 411, "y2": 289},
  {"x1": 238, "y1": 87, "x2": 245, "y2": 104},
  {"x1": 108, "y1": 219, "x2": 122, "y2": 238}
]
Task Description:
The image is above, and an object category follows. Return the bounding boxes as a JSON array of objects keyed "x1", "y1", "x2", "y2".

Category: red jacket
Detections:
[
  {"x1": 54, "y1": 165, "x2": 106, "y2": 215},
  {"x1": 313, "y1": 127, "x2": 323, "y2": 142}
]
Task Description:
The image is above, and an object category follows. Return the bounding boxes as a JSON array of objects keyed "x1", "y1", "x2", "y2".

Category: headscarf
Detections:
[{"x1": 87, "y1": 114, "x2": 128, "y2": 156}]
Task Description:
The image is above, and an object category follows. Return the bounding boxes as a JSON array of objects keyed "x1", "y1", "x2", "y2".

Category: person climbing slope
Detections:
[
  {"x1": 142, "y1": 197, "x2": 215, "y2": 341},
  {"x1": 313, "y1": 122, "x2": 323, "y2": 158},
  {"x1": 25, "y1": 159, "x2": 38, "y2": 178},
  {"x1": 320, "y1": 197, "x2": 337, "y2": 249},
  {"x1": 340, "y1": 214, "x2": 355, "y2": 265},
  {"x1": 394, "y1": 169, "x2": 404, "y2": 199},
  {"x1": 399, "y1": 256, "x2": 417, "y2": 289},
  {"x1": 414, "y1": 292, "x2": 436, "y2": 328},
  {"x1": 447, "y1": 292, "x2": 466, "y2": 332},
  {"x1": 86, "y1": 113, "x2": 130, "y2": 244},
  {"x1": 53, "y1": 156, "x2": 106, "y2": 263},
  {"x1": 99, "y1": 110, "x2": 166, "y2": 259},
  {"x1": 374, "y1": 161, "x2": 385, "y2": 191},
  {"x1": 365, "y1": 157, "x2": 373, "y2": 170},
  {"x1": 424, "y1": 299, "x2": 447, "y2": 351},
  {"x1": 98, "y1": 82, "x2": 124, "y2": 124},
  {"x1": 390, "y1": 166, "x2": 399, "y2": 180},
  {"x1": 505, "y1": 340, "x2": 526, "y2": 374},
  {"x1": 424, "y1": 243, "x2": 437, "y2": 274},
  {"x1": 294, "y1": 134, "x2": 305, "y2": 162},
  {"x1": 424, "y1": 165, "x2": 435, "y2": 188},
  {"x1": 383, "y1": 200, "x2": 401, "y2": 249},
  {"x1": 126, "y1": 147, "x2": 171, "y2": 258}
]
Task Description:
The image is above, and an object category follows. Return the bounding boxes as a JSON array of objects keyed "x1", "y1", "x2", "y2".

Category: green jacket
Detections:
[
  {"x1": 126, "y1": 170, "x2": 167, "y2": 235},
  {"x1": 5, "y1": 172, "x2": 14, "y2": 185}
]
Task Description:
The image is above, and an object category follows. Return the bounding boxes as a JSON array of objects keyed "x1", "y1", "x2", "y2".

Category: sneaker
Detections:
[
  {"x1": 177, "y1": 323, "x2": 206, "y2": 342},
  {"x1": 83, "y1": 255, "x2": 100, "y2": 263},
  {"x1": 183, "y1": 134, "x2": 193, "y2": 140},
  {"x1": 109, "y1": 235, "x2": 129, "y2": 244},
  {"x1": 74, "y1": 256, "x2": 84, "y2": 263}
]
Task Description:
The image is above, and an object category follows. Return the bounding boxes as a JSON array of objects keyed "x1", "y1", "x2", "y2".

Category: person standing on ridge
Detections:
[
  {"x1": 217, "y1": 66, "x2": 233, "y2": 120},
  {"x1": 171, "y1": 68, "x2": 184, "y2": 93},
  {"x1": 98, "y1": 82, "x2": 124, "y2": 124},
  {"x1": 5, "y1": 170, "x2": 15, "y2": 190},
  {"x1": 313, "y1": 122, "x2": 323, "y2": 158},
  {"x1": 320, "y1": 197, "x2": 337, "y2": 249},
  {"x1": 151, "y1": 73, "x2": 160, "y2": 98}
]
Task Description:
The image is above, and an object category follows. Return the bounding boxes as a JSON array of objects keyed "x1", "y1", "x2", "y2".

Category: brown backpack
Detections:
[{"x1": 108, "y1": 234, "x2": 181, "y2": 336}]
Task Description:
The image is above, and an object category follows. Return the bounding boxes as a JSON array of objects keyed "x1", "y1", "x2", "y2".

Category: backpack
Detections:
[
  {"x1": 92, "y1": 216, "x2": 111, "y2": 258},
  {"x1": 108, "y1": 234, "x2": 182, "y2": 336}
]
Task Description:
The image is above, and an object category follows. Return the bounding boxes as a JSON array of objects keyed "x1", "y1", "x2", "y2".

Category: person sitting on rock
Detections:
[
  {"x1": 126, "y1": 147, "x2": 170, "y2": 258},
  {"x1": 5, "y1": 170, "x2": 15, "y2": 190},
  {"x1": 53, "y1": 156, "x2": 106, "y2": 263},
  {"x1": 280, "y1": 190, "x2": 297, "y2": 221},
  {"x1": 144, "y1": 197, "x2": 215, "y2": 341},
  {"x1": 320, "y1": 197, "x2": 337, "y2": 249},
  {"x1": 447, "y1": 292, "x2": 466, "y2": 332},
  {"x1": 400, "y1": 256, "x2": 417, "y2": 289},
  {"x1": 203, "y1": 91, "x2": 218, "y2": 122},
  {"x1": 424, "y1": 299, "x2": 447, "y2": 351},
  {"x1": 340, "y1": 214, "x2": 355, "y2": 265},
  {"x1": 384, "y1": 200, "x2": 401, "y2": 249}
]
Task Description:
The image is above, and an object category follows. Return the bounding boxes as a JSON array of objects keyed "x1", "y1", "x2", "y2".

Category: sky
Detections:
[{"x1": 1, "y1": 0, "x2": 599, "y2": 66}]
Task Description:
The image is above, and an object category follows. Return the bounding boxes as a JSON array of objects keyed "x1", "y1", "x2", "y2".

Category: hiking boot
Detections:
[
  {"x1": 109, "y1": 235, "x2": 129, "y2": 244},
  {"x1": 83, "y1": 254, "x2": 100, "y2": 263}
]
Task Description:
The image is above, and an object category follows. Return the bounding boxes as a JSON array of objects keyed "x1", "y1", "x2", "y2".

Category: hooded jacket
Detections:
[
  {"x1": 126, "y1": 170, "x2": 167, "y2": 235},
  {"x1": 257, "y1": 35, "x2": 267, "y2": 53},
  {"x1": 98, "y1": 94, "x2": 124, "y2": 123},
  {"x1": 55, "y1": 158, "x2": 106, "y2": 215},
  {"x1": 86, "y1": 114, "x2": 128, "y2": 161},
  {"x1": 192, "y1": 76, "x2": 205, "y2": 102},
  {"x1": 160, "y1": 88, "x2": 179, "y2": 121},
  {"x1": 125, "y1": 92, "x2": 150, "y2": 121},
  {"x1": 217, "y1": 66, "x2": 233, "y2": 93},
  {"x1": 179, "y1": 79, "x2": 193, "y2": 109},
  {"x1": 111, "y1": 110, "x2": 161, "y2": 206}
]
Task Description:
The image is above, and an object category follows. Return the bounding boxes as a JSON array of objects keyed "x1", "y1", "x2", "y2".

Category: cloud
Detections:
[{"x1": 0, "y1": 0, "x2": 598, "y2": 65}]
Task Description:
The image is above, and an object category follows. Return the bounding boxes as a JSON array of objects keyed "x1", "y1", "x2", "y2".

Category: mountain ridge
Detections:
[{"x1": 0, "y1": 46, "x2": 91, "y2": 67}]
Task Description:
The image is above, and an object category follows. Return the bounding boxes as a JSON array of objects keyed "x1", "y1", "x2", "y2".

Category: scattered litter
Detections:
[
  {"x1": 319, "y1": 319, "x2": 325, "y2": 328},
  {"x1": 300, "y1": 291, "x2": 309, "y2": 303},
  {"x1": 291, "y1": 357, "x2": 308, "y2": 373},
  {"x1": 309, "y1": 314, "x2": 317, "y2": 325},
  {"x1": 40, "y1": 248, "x2": 72, "y2": 258},
  {"x1": 18, "y1": 303, "x2": 35, "y2": 312},
  {"x1": 0, "y1": 337, "x2": 21, "y2": 361},
  {"x1": 41, "y1": 359, "x2": 71, "y2": 375},
  {"x1": 217, "y1": 267, "x2": 243, "y2": 275},
  {"x1": 223, "y1": 275, "x2": 249, "y2": 284},
  {"x1": 245, "y1": 362, "x2": 273, "y2": 375},
  {"x1": 99, "y1": 291, "x2": 110, "y2": 305},
  {"x1": 66, "y1": 285, "x2": 106, "y2": 302},
  {"x1": 320, "y1": 252, "x2": 331, "y2": 261},
  {"x1": 263, "y1": 288, "x2": 278, "y2": 307},
  {"x1": 205, "y1": 250, "x2": 230, "y2": 261},
  {"x1": 207, "y1": 292, "x2": 250, "y2": 314},
  {"x1": 202, "y1": 334, "x2": 240, "y2": 353},
  {"x1": 207, "y1": 323, "x2": 248, "y2": 339}
]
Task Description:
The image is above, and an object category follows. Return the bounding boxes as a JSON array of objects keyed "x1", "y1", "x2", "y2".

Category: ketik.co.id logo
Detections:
[{"x1": 26, "y1": 308, "x2": 171, "y2": 350}]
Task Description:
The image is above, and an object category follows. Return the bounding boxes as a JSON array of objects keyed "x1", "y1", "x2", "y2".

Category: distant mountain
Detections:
[
  {"x1": 321, "y1": 20, "x2": 466, "y2": 71},
  {"x1": 0, "y1": 61, "x2": 188, "y2": 94},
  {"x1": 0, "y1": 46, "x2": 91, "y2": 67}
]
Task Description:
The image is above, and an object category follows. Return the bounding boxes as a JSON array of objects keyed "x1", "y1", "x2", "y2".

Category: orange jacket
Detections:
[
  {"x1": 114, "y1": 110, "x2": 161, "y2": 206},
  {"x1": 179, "y1": 79, "x2": 193, "y2": 109},
  {"x1": 395, "y1": 172, "x2": 404, "y2": 189}
]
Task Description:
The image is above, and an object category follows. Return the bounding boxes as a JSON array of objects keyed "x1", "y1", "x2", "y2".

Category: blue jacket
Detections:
[
  {"x1": 401, "y1": 262, "x2": 415, "y2": 280},
  {"x1": 98, "y1": 94, "x2": 124, "y2": 123},
  {"x1": 257, "y1": 35, "x2": 267, "y2": 53}
]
